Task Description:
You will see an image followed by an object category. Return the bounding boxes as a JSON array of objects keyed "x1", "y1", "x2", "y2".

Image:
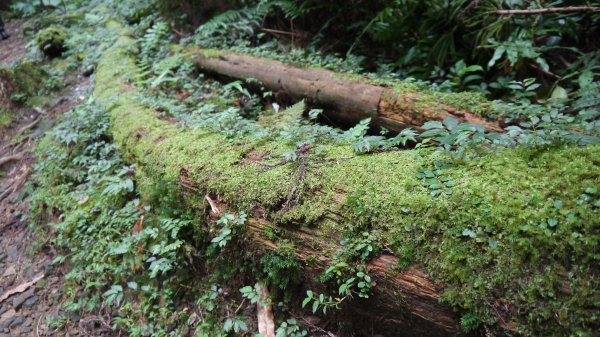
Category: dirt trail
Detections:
[
  {"x1": 0, "y1": 19, "x2": 109, "y2": 337},
  {"x1": 0, "y1": 20, "x2": 27, "y2": 66}
]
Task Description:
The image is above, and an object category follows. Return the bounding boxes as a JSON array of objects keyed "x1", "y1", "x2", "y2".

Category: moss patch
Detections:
[
  {"x1": 98, "y1": 24, "x2": 600, "y2": 337},
  {"x1": 0, "y1": 107, "x2": 12, "y2": 128},
  {"x1": 36, "y1": 26, "x2": 68, "y2": 57}
]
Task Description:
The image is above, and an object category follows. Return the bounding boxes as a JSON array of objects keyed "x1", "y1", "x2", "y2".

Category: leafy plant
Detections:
[{"x1": 211, "y1": 212, "x2": 247, "y2": 248}]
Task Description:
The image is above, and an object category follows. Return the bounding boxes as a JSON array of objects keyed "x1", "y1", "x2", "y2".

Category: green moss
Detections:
[
  {"x1": 0, "y1": 107, "x2": 12, "y2": 128},
  {"x1": 36, "y1": 26, "x2": 68, "y2": 57},
  {"x1": 0, "y1": 61, "x2": 48, "y2": 104},
  {"x1": 97, "y1": 22, "x2": 600, "y2": 337},
  {"x1": 13, "y1": 61, "x2": 48, "y2": 97}
]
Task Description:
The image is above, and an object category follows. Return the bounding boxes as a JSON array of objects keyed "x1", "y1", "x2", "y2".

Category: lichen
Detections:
[{"x1": 97, "y1": 22, "x2": 600, "y2": 337}]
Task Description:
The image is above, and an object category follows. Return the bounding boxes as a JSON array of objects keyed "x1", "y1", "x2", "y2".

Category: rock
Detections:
[
  {"x1": 67, "y1": 311, "x2": 79, "y2": 322},
  {"x1": 21, "y1": 326, "x2": 32, "y2": 333},
  {"x1": 6, "y1": 247, "x2": 18, "y2": 262},
  {"x1": 9, "y1": 316, "x2": 25, "y2": 329},
  {"x1": 2, "y1": 266, "x2": 16, "y2": 277},
  {"x1": 0, "y1": 253, "x2": 6, "y2": 262},
  {"x1": 12, "y1": 288, "x2": 35, "y2": 311},
  {"x1": 0, "y1": 307, "x2": 6, "y2": 316},
  {"x1": 42, "y1": 261, "x2": 53, "y2": 275},
  {"x1": 23, "y1": 317, "x2": 32, "y2": 327},
  {"x1": 0, "y1": 318, "x2": 13, "y2": 331},
  {"x1": 23, "y1": 296, "x2": 38, "y2": 309}
]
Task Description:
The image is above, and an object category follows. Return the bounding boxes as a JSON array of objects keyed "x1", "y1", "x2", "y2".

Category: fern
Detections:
[{"x1": 195, "y1": 4, "x2": 273, "y2": 40}]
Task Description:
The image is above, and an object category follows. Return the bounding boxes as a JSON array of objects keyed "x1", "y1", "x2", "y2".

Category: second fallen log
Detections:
[{"x1": 189, "y1": 49, "x2": 501, "y2": 132}]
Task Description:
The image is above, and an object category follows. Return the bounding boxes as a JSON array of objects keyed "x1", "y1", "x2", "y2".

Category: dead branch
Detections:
[
  {"x1": 205, "y1": 194, "x2": 221, "y2": 217},
  {"x1": 256, "y1": 283, "x2": 275, "y2": 337},
  {"x1": 494, "y1": 6, "x2": 600, "y2": 15},
  {"x1": 261, "y1": 27, "x2": 299, "y2": 36},
  {"x1": 0, "y1": 274, "x2": 44, "y2": 303}
]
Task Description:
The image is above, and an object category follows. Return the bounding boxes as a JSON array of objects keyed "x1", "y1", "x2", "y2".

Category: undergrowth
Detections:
[{"x1": 14, "y1": 1, "x2": 600, "y2": 336}]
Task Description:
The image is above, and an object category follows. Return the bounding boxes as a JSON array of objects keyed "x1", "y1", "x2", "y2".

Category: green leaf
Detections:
[
  {"x1": 443, "y1": 118, "x2": 458, "y2": 131},
  {"x1": 312, "y1": 300, "x2": 319, "y2": 313},
  {"x1": 488, "y1": 46, "x2": 505, "y2": 68},
  {"x1": 553, "y1": 199, "x2": 563, "y2": 210},
  {"x1": 551, "y1": 86, "x2": 568, "y2": 100},
  {"x1": 422, "y1": 121, "x2": 444, "y2": 130},
  {"x1": 462, "y1": 229, "x2": 476, "y2": 238},
  {"x1": 302, "y1": 297, "x2": 311, "y2": 308}
]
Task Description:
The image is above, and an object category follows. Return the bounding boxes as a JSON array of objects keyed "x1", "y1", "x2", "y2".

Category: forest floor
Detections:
[{"x1": 0, "y1": 20, "x2": 111, "y2": 337}]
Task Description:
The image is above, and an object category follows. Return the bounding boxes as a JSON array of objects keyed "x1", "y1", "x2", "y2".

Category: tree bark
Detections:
[
  {"x1": 245, "y1": 219, "x2": 460, "y2": 336},
  {"x1": 190, "y1": 50, "x2": 501, "y2": 132}
]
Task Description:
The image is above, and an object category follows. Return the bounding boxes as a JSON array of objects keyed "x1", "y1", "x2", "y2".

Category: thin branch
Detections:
[
  {"x1": 261, "y1": 28, "x2": 299, "y2": 36},
  {"x1": 494, "y1": 6, "x2": 600, "y2": 15}
]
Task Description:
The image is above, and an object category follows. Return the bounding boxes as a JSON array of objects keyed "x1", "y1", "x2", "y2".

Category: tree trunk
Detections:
[
  {"x1": 189, "y1": 49, "x2": 501, "y2": 132},
  {"x1": 246, "y1": 219, "x2": 460, "y2": 336}
]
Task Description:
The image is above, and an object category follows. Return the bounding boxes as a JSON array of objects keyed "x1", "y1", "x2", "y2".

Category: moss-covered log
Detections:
[
  {"x1": 96, "y1": 27, "x2": 461, "y2": 337},
  {"x1": 188, "y1": 49, "x2": 502, "y2": 132},
  {"x1": 96, "y1": 23, "x2": 600, "y2": 337}
]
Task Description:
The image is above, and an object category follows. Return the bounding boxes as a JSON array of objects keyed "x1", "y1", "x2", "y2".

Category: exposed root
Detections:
[
  {"x1": 0, "y1": 152, "x2": 25, "y2": 167},
  {"x1": 15, "y1": 116, "x2": 42, "y2": 138}
]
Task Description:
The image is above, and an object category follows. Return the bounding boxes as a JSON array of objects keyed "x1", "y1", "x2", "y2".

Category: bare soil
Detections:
[
  {"x1": 0, "y1": 19, "x2": 111, "y2": 337},
  {"x1": 0, "y1": 20, "x2": 27, "y2": 66}
]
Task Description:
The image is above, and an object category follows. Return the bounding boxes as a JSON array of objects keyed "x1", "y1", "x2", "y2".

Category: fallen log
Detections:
[
  {"x1": 96, "y1": 22, "x2": 600, "y2": 337},
  {"x1": 187, "y1": 48, "x2": 502, "y2": 132},
  {"x1": 97, "y1": 27, "x2": 461, "y2": 336}
]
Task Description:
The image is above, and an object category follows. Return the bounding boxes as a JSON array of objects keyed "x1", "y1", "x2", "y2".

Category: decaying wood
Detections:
[
  {"x1": 190, "y1": 50, "x2": 501, "y2": 132},
  {"x1": 205, "y1": 194, "x2": 221, "y2": 217},
  {"x1": 100, "y1": 31, "x2": 462, "y2": 337},
  {"x1": 246, "y1": 219, "x2": 460, "y2": 336},
  {"x1": 256, "y1": 282, "x2": 276, "y2": 337}
]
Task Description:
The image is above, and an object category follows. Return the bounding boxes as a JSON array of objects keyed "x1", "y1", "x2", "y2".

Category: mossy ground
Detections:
[
  {"x1": 0, "y1": 107, "x2": 12, "y2": 128},
  {"x1": 95, "y1": 22, "x2": 600, "y2": 336}
]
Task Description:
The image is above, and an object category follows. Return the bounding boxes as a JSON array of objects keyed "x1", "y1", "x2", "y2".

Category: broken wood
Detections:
[
  {"x1": 0, "y1": 274, "x2": 44, "y2": 303},
  {"x1": 256, "y1": 282, "x2": 276, "y2": 337},
  {"x1": 205, "y1": 194, "x2": 221, "y2": 217},
  {"x1": 15, "y1": 116, "x2": 42, "y2": 138},
  {"x1": 246, "y1": 219, "x2": 459, "y2": 336},
  {"x1": 0, "y1": 152, "x2": 24, "y2": 167},
  {"x1": 189, "y1": 49, "x2": 501, "y2": 132}
]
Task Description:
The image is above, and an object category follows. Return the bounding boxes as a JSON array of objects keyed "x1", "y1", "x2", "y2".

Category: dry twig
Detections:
[{"x1": 495, "y1": 6, "x2": 600, "y2": 15}]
